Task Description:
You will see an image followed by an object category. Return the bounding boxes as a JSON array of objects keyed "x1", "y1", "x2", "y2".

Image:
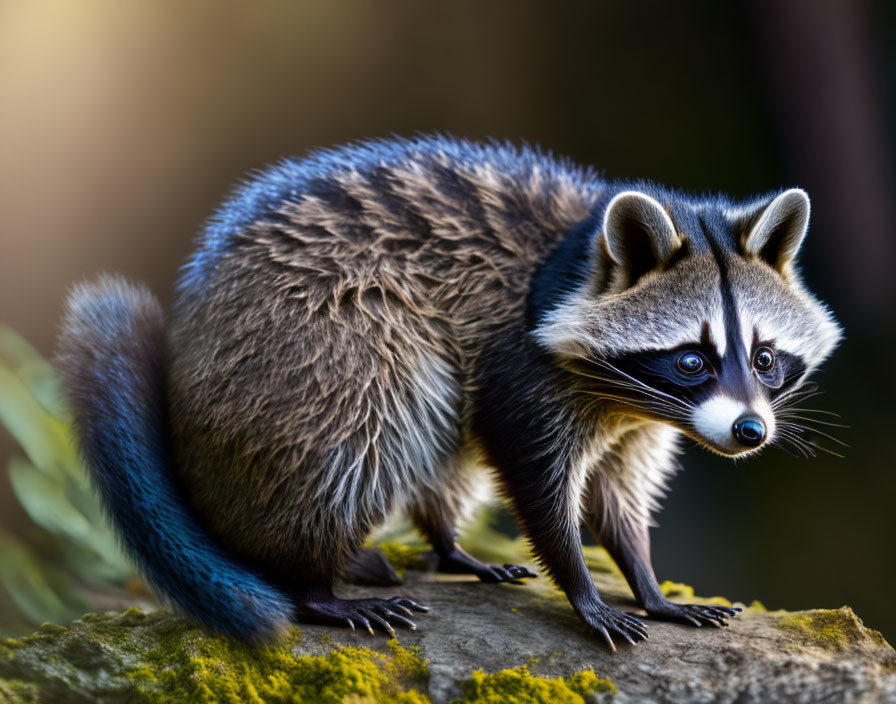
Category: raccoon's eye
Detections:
[
  {"x1": 676, "y1": 351, "x2": 706, "y2": 375},
  {"x1": 753, "y1": 347, "x2": 776, "y2": 373}
]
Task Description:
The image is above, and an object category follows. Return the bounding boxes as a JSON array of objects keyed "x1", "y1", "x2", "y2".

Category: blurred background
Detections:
[{"x1": 1, "y1": 1, "x2": 894, "y2": 639}]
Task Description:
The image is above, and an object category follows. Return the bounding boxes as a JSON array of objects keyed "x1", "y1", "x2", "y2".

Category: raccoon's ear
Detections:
[
  {"x1": 600, "y1": 191, "x2": 682, "y2": 287},
  {"x1": 741, "y1": 188, "x2": 810, "y2": 273}
]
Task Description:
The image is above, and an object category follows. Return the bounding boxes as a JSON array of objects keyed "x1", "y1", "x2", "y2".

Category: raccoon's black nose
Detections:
[{"x1": 733, "y1": 415, "x2": 766, "y2": 447}]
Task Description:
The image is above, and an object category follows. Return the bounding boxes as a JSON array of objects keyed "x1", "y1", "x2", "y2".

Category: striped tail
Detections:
[{"x1": 56, "y1": 274, "x2": 292, "y2": 641}]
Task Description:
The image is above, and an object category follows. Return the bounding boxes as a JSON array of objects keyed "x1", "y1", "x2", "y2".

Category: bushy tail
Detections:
[{"x1": 56, "y1": 274, "x2": 292, "y2": 641}]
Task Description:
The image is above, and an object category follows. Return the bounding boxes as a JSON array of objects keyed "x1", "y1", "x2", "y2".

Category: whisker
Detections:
[
  {"x1": 772, "y1": 437, "x2": 808, "y2": 459},
  {"x1": 564, "y1": 356, "x2": 695, "y2": 423},
  {"x1": 577, "y1": 390, "x2": 689, "y2": 421},
  {"x1": 778, "y1": 426, "x2": 815, "y2": 457},
  {"x1": 778, "y1": 407, "x2": 842, "y2": 418},
  {"x1": 794, "y1": 436, "x2": 845, "y2": 459},
  {"x1": 776, "y1": 430, "x2": 816, "y2": 458},
  {"x1": 589, "y1": 358, "x2": 693, "y2": 408},
  {"x1": 772, "y1": 385, "x2": 824, "y2": 410},
  {"x1": 779, "y1": 421, "x2": 849, "y2": 449},
  {"x1": 776, "y1": 414, "x2": 849, "y2": 429}
]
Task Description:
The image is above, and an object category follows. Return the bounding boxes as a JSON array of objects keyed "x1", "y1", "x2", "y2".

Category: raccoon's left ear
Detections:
[
  {"x1": 600, "y1": 191, "x2": 682, "y2": 288},
  {"x1": 740, "y1": 188, "x2": 810, "y2": 273}
]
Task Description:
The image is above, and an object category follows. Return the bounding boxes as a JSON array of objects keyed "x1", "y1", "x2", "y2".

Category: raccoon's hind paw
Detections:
[
  {"x1": 437, "y1": 547, "x2": 537, "y2": 584},
  {"x1": 296, "y1": 596, "x2": 430, "y2": 636},
  {"x1": 476, "y1": 563, "x2": 538, "y2": 584},
  {"x1": 646, "y1": 602, "x2": 741, "y2": 628}
]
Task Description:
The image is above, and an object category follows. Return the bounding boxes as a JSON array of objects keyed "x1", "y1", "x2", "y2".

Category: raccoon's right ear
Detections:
[
  {"x1": 599, "y1": 191, "x2": 682, "y2": 288},
  {"x1": 738, "y1": 188, "x2": 810, "y2": 274}
]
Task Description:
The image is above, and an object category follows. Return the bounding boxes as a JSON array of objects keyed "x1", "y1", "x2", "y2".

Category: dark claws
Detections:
[
  {"x1": 297, "y1": 595, "x2": 429, "y2": 635},
  {"x1": 619, "y1": 631, "x2": 637, "y2": 646},
  {"x1": 647, "y1": 602, "x2": 741, "y2": 628},
  {"x1": 480, "y1": 562, "x2": 537, "y2": 584},
  {"x1": 596, "y1": 625, "x2": 616, "y2": 652},
  {"x1": 587, "y1": 605, "x2": 649, "y2": 650},
  {"x1": 386, "y1": 601, "x2": 415, "y2": 618},
  {"x1": 505, "y1": 564, "x2": 538, "y2": 579},
  {"x1": 391, "y1": 597, "x2": 429, "y2": 613},
  {"x1": 355, "y1": 613, "x2": 374, "y2": 636},
  {"x1": 359, "y1": 607, "x2": 395, "y2": 637},
  {"x1": 377, "y1": 605, "x2": 417, "y2": 630}
]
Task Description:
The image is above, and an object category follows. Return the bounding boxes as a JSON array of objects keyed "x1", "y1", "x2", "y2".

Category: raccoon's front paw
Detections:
[
  {"x1": 580, "y1": 602, "x2": 649, "y2": 650},
  {"x1": 646, "y1": 601, "x2": 741, "y2": 628}
]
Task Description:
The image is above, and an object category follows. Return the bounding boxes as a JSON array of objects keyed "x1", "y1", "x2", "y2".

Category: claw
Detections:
[
  {"x1": 387, "y1": 601, "x2": 415, "y2": 618},
  {"x1": 297, "y1": 595, "x2": 429, "y2": 635},
  {"x1": 502, "y1": 564, "x2": 537, "y2": 580},
  {"x1": 648, "y1": 601, "x2": 741, "y2": 628},
  {"x1": 597, "y1": 625, "x2": 616, "y2": 653},
  {"x1": 360, "y1": 607, "x2": 395, "y2": 637},
  {"x1": 353, "y1": 612, "x2": 375, "y2": 636},
  {"x1": 617, "y1": 628, "x2": 637, "y2": 646},
  {"x1": 378, "y1": 605, "x2": 417, "y2": 631},
  {"x1": 393, "y1": 597, "x2": 429, "y2": 613},
  {"x1": 621, "y1": 613, "x2": 648, "y2": 640},
  {"x1": 506, "y1": 564, "x2": 537, "y2": 579}
]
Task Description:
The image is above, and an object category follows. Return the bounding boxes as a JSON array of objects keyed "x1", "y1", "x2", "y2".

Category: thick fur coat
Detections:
[{"x1": 56, "y1": 136, "x2": 840, "y2": 646}]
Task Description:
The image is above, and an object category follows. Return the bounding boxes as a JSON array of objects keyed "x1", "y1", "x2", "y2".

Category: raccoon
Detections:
[{"x1": 56, "y1": 136, "x2": 841, "y2": 648}]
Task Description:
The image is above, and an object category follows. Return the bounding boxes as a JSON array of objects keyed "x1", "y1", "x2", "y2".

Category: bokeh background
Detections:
[{"x1": 1, "y1": 1, "x2": 894, "y2": 639}]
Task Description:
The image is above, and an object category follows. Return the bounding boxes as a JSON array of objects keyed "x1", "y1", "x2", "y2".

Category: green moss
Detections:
[
  {"x1": 0, "y1": 637, "x2": 24, "y2": 658},
  {"x1": 34, "y1": 623, "x2": 66, "y2": 635},
  {"x1": 777, "y1": 607, "x2": 876, "y2": 651},
  {"x1": 659, "y1": 581, "x2": 734, "y2": 607},
  {"x1": 701, "y1": 596, "x2": 734, "y2": 607},
  {"x1": 376, "y1": 542, "x2": 431, "y2": 577},
  {"x1": 580, "y1": 545, "x2": 617, "y2": 575},
  {"x1": 0, "y1": 679, "x2": 39, "y2": 703},
  {"x1": 452, "y1": 666, "x2": 615, "y2": 704},
  {"x1": 128, "y1": 629, "x2": 430, "y2": 703},
  {"x1": 659, "y1": 581, "x2": 694, "y2": 599},
  {"x1": 749, "y1": 600, "x2": 767, "y2": 612}
]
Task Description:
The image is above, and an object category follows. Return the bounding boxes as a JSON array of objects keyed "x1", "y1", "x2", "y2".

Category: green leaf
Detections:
[
  {"x1": 8, "y1": 456, "x2": 133, "y2": 584},
  {"x1": 8, "y1": 456, "x2": 93, "y2": 541},
  {"x1": 0, "y1": 361, "x2": 76, "y2": 477},
  {"x1": 0, "y1": 325, "x2": 67, "y2": 419},
  {"x1": 0, "y1": 326, "x2": 146, "y2": 630},
  {"x1": 0, "y1": 527, "x2": 78, "y2": 626}
]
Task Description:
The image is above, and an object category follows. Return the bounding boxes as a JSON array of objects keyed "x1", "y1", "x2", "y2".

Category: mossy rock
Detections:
[
  {"x1": 2, "y1": 563, "x2": 896, "y2": 703},
  {"x1": 0, "y1": 608, "x2": 617, "y2": 704},
  {"x1": 776, "y1": 606, "x2": 894, "y2": 654}
]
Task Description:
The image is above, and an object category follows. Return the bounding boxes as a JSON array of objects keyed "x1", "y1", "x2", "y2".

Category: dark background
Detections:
[{"x1": 1, "y1": 2, "x2": 894, "y2": 638}]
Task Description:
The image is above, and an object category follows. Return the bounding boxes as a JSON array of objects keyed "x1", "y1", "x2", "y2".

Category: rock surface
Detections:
[{"x1": 1, "y1": 549, "x2": 894, "y2": 703}]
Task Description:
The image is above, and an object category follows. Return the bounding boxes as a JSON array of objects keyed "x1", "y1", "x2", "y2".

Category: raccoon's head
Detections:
[{"x1": 533, "y1": 187, "x2": 842, "y2": 457}]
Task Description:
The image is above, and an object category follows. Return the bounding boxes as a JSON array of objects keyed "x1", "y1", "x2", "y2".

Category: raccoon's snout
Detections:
[
  {"x1": 691, "y1": 395, "x2": 774, "y2": 455},
  {"x1": 732, "y1": 415, "x2": 766, "y2": 447}
]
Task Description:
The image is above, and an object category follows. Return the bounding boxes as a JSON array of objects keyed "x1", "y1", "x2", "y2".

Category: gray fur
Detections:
[{"x1": 56, "y1": 136, "x2": 841, "y2": 643}]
